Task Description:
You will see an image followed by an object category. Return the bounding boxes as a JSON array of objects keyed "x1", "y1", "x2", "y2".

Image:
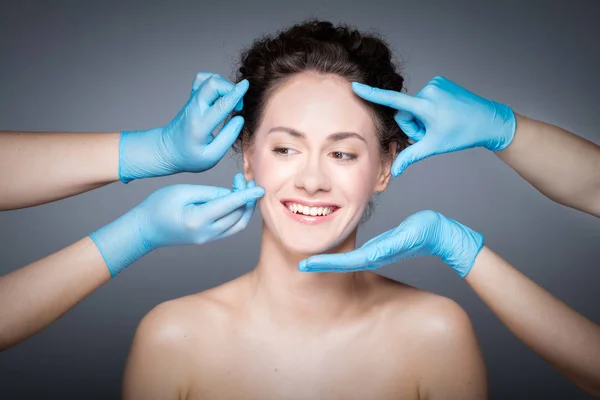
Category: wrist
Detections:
[
  {"x1": 88, "y1": 208, "x2": 154, "y2": 277},
  {"x1": 118, "y1": 127, "x2": 174, "y2": 183},
  {"x1": 440, "y1": 218, "x2": 484, "y2": 278},
  {"x1": 485, "y1": 100, "x2": 516, "y2": 152}
]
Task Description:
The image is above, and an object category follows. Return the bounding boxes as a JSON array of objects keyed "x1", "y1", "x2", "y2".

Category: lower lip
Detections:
[{"x1": 281, "y1": 203, "x2": 339, "y2": 225}]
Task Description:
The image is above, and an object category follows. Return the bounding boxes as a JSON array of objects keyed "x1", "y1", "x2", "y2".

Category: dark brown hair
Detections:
[{"x1": 232, "y1": 19, "x2": 408, "y2": 156}]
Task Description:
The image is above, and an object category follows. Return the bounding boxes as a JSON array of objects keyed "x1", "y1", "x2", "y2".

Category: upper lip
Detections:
[{"x1": 280, "y1": 198, "x2": 341, "y2": 208}]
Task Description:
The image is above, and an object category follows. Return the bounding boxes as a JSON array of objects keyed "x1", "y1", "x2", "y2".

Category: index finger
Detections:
[
  {"x1": 351, "y1": 82, "x2": 426, "y2": 117},
  {"x1": 201, "y1": 187, "x2": 265, "y2": 221},
  {"x1": 300, "y1": 230, "x2": 419, "y2": 272},
  {"x1": 299, "y1": 248, "x2": 373, "y2": 272}
]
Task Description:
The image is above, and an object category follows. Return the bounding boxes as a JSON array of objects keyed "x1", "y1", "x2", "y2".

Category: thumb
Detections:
[
  {"x1": 392, "y1": 137, "x2": 437, "y2": 176},
  {"x1": 191, "y1": 72, "x2": 214, "y2": 94},
  {"x1": 395, "y1": 110, "x2": 426, "y2": 142},
  {"x1": 232, "y1": 172, "x2": 248, "y2": 192}
]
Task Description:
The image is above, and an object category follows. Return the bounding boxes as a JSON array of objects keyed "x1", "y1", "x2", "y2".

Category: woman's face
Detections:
[{"x1": 244, "y1": 72, "x2": 393, "y2": 255}]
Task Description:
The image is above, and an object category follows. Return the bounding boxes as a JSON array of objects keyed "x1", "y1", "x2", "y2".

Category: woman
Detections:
[{"x1": 123, "y1": 20, "x2": 487, "y2": 399}]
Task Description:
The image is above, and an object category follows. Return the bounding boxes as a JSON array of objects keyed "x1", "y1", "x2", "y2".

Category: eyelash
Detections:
[
  {"x1": 272, "y1": 147, "x2": 297, "y2": 157},
  {"x1": 330, "y1": 151, "x2": 357, "y2": 163},
  {"x1": 271, "y1": 148, "x2": 358, "y2": 163}
]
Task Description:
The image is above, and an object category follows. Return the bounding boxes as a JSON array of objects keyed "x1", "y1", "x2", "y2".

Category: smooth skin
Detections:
[
  {"x1": 123, "y1": 72, "x2": 488, "y2": 400},
  {"x1": 0, "y1": 73, "x2": 260, "y2": 350},
  {"x1": 303, "y1": 76, "x2": 600, "y2": 396},
  {"x1": 122, "y1": 274, "x2": 487, "y2": 400}
]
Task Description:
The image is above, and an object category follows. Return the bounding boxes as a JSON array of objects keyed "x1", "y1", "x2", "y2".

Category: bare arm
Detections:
[
  {"x1": 0, "y1": 131, "x2": 120, "y2": 210},
  {"x1": 0, "y1": 237, "x2": 111, "y2": 350},
  {"x1": 496, "y1": 114, "x2": 600, "y2": 217},
  {"x1": 466, "y1": 246, "x2": 600, "y2": 397}
]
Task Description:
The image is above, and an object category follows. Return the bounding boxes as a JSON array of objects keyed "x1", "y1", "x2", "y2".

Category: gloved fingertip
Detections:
[
  {"x1": 252, "y1": 187, "x2": 266, "y2": 197},
  {"x1": 391, "y1": 160, "x2": 404, "y2": 176},
  {"x1": 232, "y1": 173, "x2": 245, "y2": 191},
  {"x1": 234, "y1": 99, "x2": 243, "y2": 112},
  {"x1": 237, "y1": 187, "x2": 264, "y2": 201},
  {"x1": 237, "y1": 79, "x2": 249, "y2": 90},
  {"x1": 298, "y1": 260, "x2": 309, "y2": 272},
  {"x1": 230, "y1": 115, "x2": 244, "y2": 127},
  {"x1": 351, "y1": 82, "x2": 370, "y2": 91}
]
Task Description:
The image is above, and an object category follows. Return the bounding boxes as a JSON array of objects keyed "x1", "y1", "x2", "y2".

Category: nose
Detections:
[{"x1": 294, "y1": 153, "x2": 332, "y2": 195}]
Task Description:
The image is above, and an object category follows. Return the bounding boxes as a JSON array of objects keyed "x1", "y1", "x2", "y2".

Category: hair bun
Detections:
[{"x1": 233, "y1": 19, "x2": 408, "y2": 154}]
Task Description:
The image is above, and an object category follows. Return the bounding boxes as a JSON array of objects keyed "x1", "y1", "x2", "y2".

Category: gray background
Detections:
[{"x1": 1, "y1": 0, "x2": 599, "y2": 398}]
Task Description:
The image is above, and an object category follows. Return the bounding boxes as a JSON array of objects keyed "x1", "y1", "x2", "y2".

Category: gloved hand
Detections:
[
  {"x1": 352, "y1": 76, "x2": 516, "y2": 176},
  {"x1": 89, "y1": 173, "x2": 263, "y2": 276},
  {"x1": 298, "y1": 210, "x2": 484, "y2": 278},
  {"x1": 119, "y1": 72, "x2": 248, "y2": 183}
]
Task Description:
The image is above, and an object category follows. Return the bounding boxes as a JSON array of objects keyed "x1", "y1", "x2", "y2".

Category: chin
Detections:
[
  {"x1": 281, "y1": 241, "x2": 335, "y2": 257},
  {"x1": 276, "y1": 230, "x2": 352, "y2": 257}
]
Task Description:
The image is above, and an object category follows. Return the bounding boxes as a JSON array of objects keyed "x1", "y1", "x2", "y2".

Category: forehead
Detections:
[{"x1": 259, "y1": 72, "x2": 377, "y2": 139}]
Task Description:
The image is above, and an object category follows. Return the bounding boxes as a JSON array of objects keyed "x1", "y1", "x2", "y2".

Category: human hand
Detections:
[
  {"x1": 299, "y1": 210, "x2": 483, "y2": 278},
  {"x1": 352, "y1": 76, "x2": 516, "y2": 176},
  {"x1": 119, "y1": 72, "x2": 248, "y2": 183},
  {"x1": 89, "y1": 173, "x2": 264, "y2": 276}
]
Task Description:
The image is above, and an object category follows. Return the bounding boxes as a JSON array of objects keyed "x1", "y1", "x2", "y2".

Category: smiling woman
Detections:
[{"x1": 122, "y1": 20, "x2": 488, "y2": 400}]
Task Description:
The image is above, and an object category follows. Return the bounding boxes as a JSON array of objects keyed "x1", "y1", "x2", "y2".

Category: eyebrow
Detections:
[{"x1": 267, "y1": 126, "x2": 367, "y2": 143}]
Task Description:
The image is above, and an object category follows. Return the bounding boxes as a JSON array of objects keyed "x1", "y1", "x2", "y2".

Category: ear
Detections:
[
  {"x1": 374, "y1": 142, "x2": 397, "y2": 192},
  {"x1": 242, "y1": 145, "x2": 254, "y2": 182}
]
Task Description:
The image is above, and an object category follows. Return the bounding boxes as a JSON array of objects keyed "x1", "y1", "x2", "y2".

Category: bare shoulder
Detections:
[
  {"x1": 123, "y1": 280, "x2": 247, "y2": 399},
  {"x1": 369, "y1": 274, "x2": 473, "y2": 338},
  {"x1": 128, "y1": 275, "x2": 250, "y2": 379},
  {"x1": 367, "y1": 275, "x2": 487, "y2": 399},
  {"x1": 135, "y1": 277, "x2": 245, "y2": 346}
]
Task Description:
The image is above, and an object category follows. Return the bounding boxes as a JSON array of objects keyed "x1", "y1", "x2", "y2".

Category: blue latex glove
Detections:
[
  {"x1": 89, "y1": 173, "x2": 263, "y2": 277},
  {"x1": 352, "y1": 76, "x2": 516, "y2": 176},
  {"x1": 119, "y1": 72, "x2": 248, "y2": 183},
  {"x1": 298, "y1": 210, "x2": 484, "y2": 278}
]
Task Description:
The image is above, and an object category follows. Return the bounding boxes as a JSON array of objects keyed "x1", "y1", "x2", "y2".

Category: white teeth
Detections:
[{"x1": 286, "y1": 202, "x2": 335, "y2": 216}]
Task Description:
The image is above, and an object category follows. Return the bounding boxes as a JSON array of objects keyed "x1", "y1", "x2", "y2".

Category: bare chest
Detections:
[{"x1": 185, "y1": 326, "x2": 419, "y2": 400}]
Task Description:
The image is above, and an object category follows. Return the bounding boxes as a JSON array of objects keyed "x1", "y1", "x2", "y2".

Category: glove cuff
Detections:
[
  {"x1": 89, "y1": 208, "x2": 153, "y2": 277},
  {"x1": 118, "y1": 128, "x2": 171, "y2": 183},
  {"x1": 487, "y1": 101, "x2": 516, "y2": 152},
  {"x1": 442, "y1": 219, "x2": 485, "y2": 278}
]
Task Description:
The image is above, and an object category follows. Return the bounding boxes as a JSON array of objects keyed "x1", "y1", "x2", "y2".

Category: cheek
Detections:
[
  {"x1": 251, "y1": 152, "x2": 289, "y2": 191},
  {"x1": 337, "y1": 162, "x2": 380, "y2": 205}
]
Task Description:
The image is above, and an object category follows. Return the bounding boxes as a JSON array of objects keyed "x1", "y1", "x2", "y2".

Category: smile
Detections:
[{"x1": 280, "y1": 200, "x2": 340, "y2": 224}]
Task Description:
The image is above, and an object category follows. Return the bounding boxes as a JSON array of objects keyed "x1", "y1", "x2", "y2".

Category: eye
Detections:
[
  {"x1": 272, "y1": 147, "x2": 299, "y2": 156},
  {"x1": 329, "y1": 151, "x2": 357, "y2": 163}
]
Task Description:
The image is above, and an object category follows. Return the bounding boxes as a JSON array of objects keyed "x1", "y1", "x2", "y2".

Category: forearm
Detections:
[
  {"x1": 0, "y1": 236, "x2": 111, "y2": 350},
  {"x1": 466, "y1": 246, "x2": 600, "y2": 396},
  {"x1": 0, "y1": 131, "x2": 120, "y2": 210},
  {"x1": 496, "y1": 114, "x2": 600, "y2": 217}
]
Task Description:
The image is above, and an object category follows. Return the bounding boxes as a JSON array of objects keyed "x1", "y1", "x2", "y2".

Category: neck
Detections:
[{"x1": 247, "y1": 223, "x2": 368, "y2": 328}]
